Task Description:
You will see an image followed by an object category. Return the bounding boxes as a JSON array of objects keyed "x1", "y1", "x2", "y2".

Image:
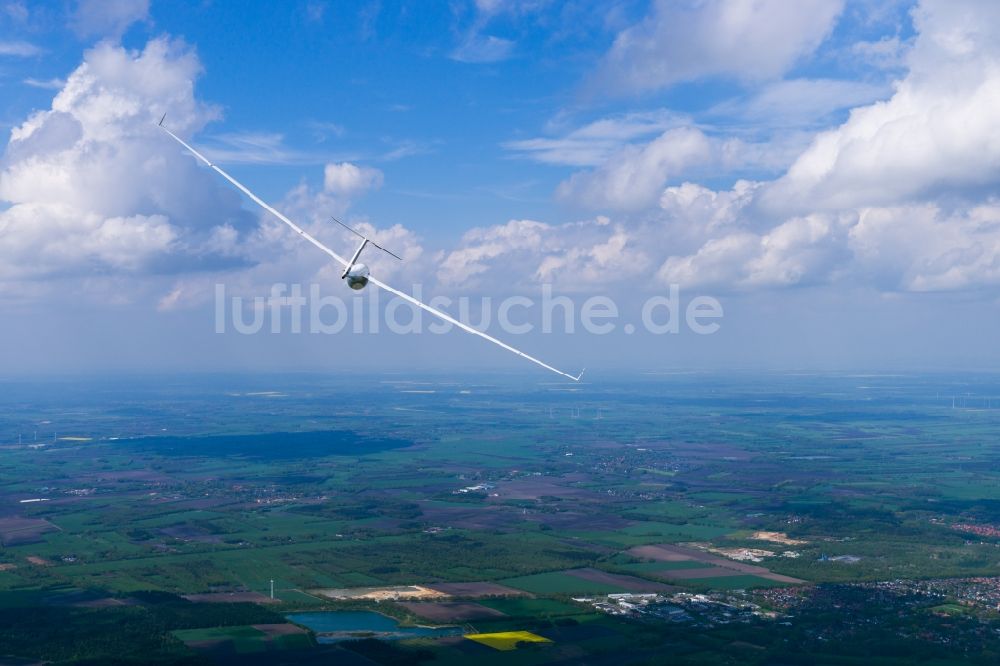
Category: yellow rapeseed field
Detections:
[{"x1": 465, "y1": 630, "x2": 553, "y2": 651}]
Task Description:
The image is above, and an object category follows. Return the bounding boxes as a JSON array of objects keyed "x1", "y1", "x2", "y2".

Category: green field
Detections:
[
  {"x1": 477, "y1": 597, "x2": 587, "y2": 618},
  {"x1": 566, "y1": 522, "x2": 732, "y2": 547},
  {"x1": 500, "y1": 571, "x2": 628, "y2": 595},
  {"x1": 173, "y1": 625, "x2": 312, "y2": 653}
]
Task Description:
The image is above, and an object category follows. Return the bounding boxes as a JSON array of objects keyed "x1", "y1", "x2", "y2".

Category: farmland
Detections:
[{"x1": 2, "y1": 371, "x2": 1000, "y2": 662}]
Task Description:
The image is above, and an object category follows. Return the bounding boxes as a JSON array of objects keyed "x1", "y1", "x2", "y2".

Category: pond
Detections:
[{"x1": 286, "y1": 610, "x2": 462, "y2": 643}]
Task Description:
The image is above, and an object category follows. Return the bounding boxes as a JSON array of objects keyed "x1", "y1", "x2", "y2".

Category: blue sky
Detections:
[{"x1": 2, "y1": 0, "x2": 1000, "y2": 377}]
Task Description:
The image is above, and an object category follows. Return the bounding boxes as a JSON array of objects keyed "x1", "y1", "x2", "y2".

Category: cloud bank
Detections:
[
  {"x1": 535, "y1": 0, "x2": 1000, "y2": 294},
  {"x1": 5, "y1": 0, "x2": 1000, "y2": 314}
]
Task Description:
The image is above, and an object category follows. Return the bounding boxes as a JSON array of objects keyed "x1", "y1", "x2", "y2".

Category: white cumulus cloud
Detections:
[
  {"x1": 577, "y1": 0, "x2": 1000, "y2": 294},
  {"x1": 763, "y1": 0, "x2": 1000, "y2": 213},
  {"x1": 437, "y1": 217, "x2": 649, "y2": 291},
  {"x1": 592, "y1": 0, "x2": 844, "y2": 95},
  {"x1": 0, "y1": 38, "x2": 244, "y2": 289},
  {"x1": 556, "y1": 127, "x2": 713, "y2": 210},
  {"x1": 323, "y1": 162, "x2": 384, "y2": 198}
]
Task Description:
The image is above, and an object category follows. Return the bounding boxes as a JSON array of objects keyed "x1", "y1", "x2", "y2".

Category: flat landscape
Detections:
[{"x1": 2, "y1": 372, "x2": 1000, "y2": 663}]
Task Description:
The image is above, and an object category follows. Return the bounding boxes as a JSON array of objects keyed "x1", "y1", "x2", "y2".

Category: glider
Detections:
[{"x1": 158, "y1": 118, "x2": 584, "y2": 382}]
